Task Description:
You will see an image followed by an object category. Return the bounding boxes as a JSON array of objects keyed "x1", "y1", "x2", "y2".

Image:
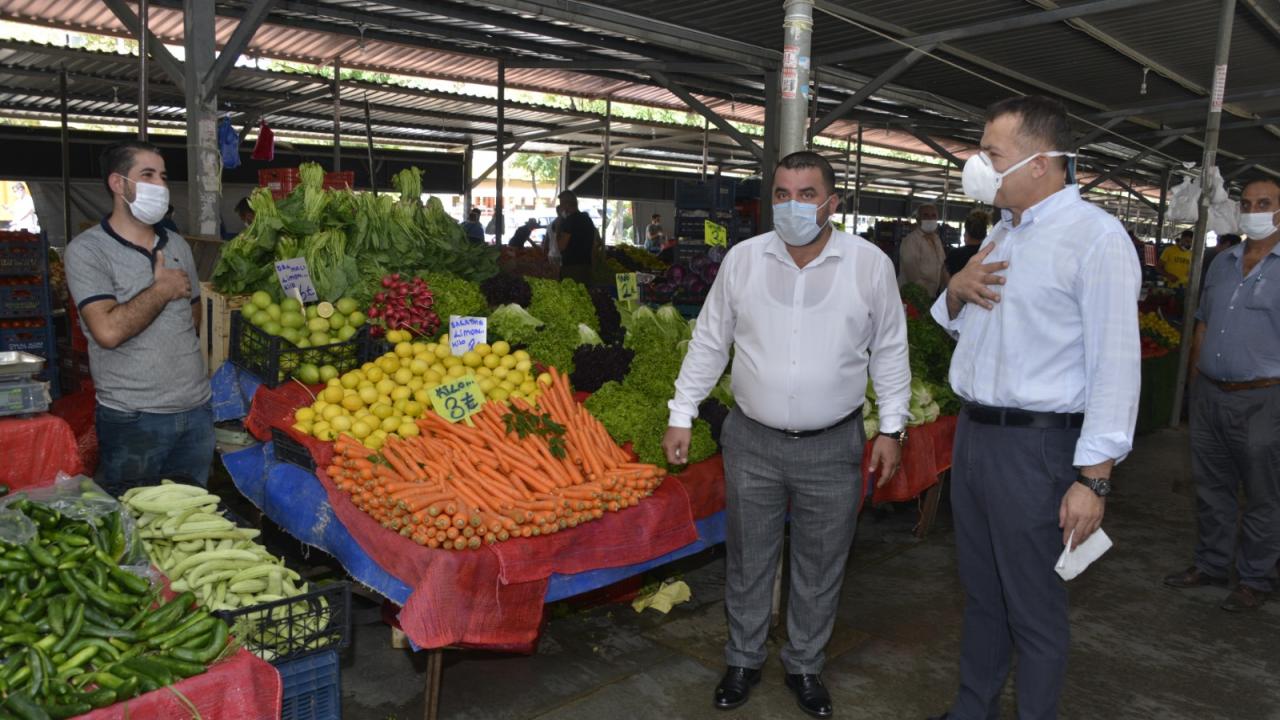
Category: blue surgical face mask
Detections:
[{"x1": 773, "y1": 197, "x2": 831, "y2": 247}]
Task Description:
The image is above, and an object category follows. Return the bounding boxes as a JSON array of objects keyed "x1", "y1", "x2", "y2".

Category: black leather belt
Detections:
[
  {"x1": 964, "y1": 404, "x2": 1084, "y2": 430},
  {"x1": 762, "y1": 407, "x2": 862, "y2": 440}
]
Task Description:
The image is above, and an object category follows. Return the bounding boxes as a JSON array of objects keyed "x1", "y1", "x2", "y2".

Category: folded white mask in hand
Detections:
[{"x1": 1055, "y1": 529, "x2": 1112, "y2": 581}]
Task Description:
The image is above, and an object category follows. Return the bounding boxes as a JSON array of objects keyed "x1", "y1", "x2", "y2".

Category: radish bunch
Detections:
[{"x1": 367, "y1": 273, "x2": 440, "y2": 338}]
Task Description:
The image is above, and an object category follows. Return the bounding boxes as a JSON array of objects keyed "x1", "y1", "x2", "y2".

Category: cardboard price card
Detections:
[
  {"x1": 430, "y1": 376, "x2": 486, "y2": 423},
  {"x1": 274, "y1": 257, "x2": 318, "y2": 303},
  {"x1": 449, "y1": 315, "x2": 487, "y2": 355},
  {"x1": 704, "y1": 220, "x2": 728, "y2": 247},
  {"x1": 615, "y1": 272, "x2": 639, "y2": 305}
]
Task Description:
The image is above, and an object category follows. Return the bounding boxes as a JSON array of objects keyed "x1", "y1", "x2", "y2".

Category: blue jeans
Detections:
[{"x1": 95, "y1": 401, "x2": 215, "y2": 494}]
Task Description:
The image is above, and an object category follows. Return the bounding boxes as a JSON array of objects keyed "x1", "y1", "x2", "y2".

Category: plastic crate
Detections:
[
  {"x1": 0, "y1": 322, "x2": 48, "y2": 354},
  {"x1": 0, "y1": 280, "x2": 49, "y2": 318},
  {"x1": 0, "y1": 234, "x2": 45, "y2": 276},
  {"x1": 0, "y1": 379, "x2": 50, "y2": 416},
  {"x1": 278, "y1": 650, "x2": 341, "y2": 720},
  {"x1": 217, "y1": 582, "x2": 350, "y2": 665},
  {"x1": 229, "y1": 312, "x2": 369, "y2": 388},
  {"x1": 259, "y1": 169, "x2": 357, "y2": 200},
  {"x1": 272, "y1": 427, "x2": 316, "y2": 472}
]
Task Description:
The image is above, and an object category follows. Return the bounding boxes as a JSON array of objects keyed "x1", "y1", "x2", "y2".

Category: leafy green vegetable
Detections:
[
  {"x1": 583, "y1": 381, "x2": 715, "y2": 468},
  {"x1": 906, "y1": 316, "x2": 956, "y2": 387},
  {"x1": 419, "y1": 272, "x2": 487, "y2": 332},
  {"x1": 577, "y1": 324, "x2": 603, "y2": 347},
  {"x1": 522, "y1": 278, "x2": 600, "y2": 373},
  {"x1": 488, "y1": 304, "x2": 545, "y2": 348},
  {"x1": 900, "y1": 282, "x2": 935, "y2": 315}
]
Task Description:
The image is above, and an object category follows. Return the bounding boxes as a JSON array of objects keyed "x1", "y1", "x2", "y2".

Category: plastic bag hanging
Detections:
[
  {"x1": 1168, "y1": 175, "x2": 1200, "y2": 222},
  {"x1": 218, "y1": 117, "x2": 241, "y2": 169},
  {"x1": 251, "y1": 119, "x2": 275, "y2": 161},
  {"x1": 1209, "y1": 198, "x2": 1239, "y2": 235}
]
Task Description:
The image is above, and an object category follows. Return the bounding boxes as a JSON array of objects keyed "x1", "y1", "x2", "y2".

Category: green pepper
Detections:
[
  {"x1": 24, "y1": 541, "x2": 55, "y2": 569},
  {"x1": 0, "y1": 559, "x2": 33, "y2": 573},
  {"x1": 51, "y1": 603, "x2": 83, "y2": 655},
  {"x1": 48, "y1": 598, "x2": 65, "y2": 638},
  {"x1": 2, "y1": 689, "x2": 51, "y2": 720}
]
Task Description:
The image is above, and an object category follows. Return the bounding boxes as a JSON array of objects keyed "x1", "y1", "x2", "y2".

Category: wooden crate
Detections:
[{"x1": 200, "y1": 281, "x2": 249, "y2": 375}]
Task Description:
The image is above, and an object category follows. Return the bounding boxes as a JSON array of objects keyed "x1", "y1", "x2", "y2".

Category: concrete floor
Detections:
[{"x1": 329, "y1": 426, "x2": 1279, "y2": 720}]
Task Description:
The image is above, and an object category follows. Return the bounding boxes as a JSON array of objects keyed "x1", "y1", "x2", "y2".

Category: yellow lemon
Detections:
[
  {"x1": 474, "y1": 342, "x2": 492, "y2": 357},
  {"x1": 398, "y1": 423, "x2": 420, "y2": 437},
  {"x1": 462, "y1": 351, "x2": 482, "y2": 368},
  {"x1": 447, "y1": 365, "x2": 468, "y2": 379},
  {"x1": 491, "y1": 340, "x2": 511, "y2": 357},
  {"x1": 515, "y1": 359, "x2": 532, "y2": 373},
  {"x1": 433, "y1": 344, "x2": 451, "y2": 359},
  {"x1": 380, "y1": 416, "x2": 401, "y2": 433},
  {"x1": 404, "y1": 400, "x2": 424, "y2": 417},
  {"x1": 482, "y1": 353, "x2": 501, "y2": 369},
  {"x1": 412, "y1": 342, "x2": 430, "y2": 355},
  {"x1": 360, "y1": 362, "x2": 377, "y2": 373},
  {"x1": 364, "y1": 435, "x2": 385, "y2": 451},
  {"x1": 499, "y1": 355, "x2": 517, "y2": 370},
  {"x1": 519, "y1": 381, "x2": 538, "y2": 395},
  {"x1": 319, "y1": 386, "x2": 341, "y2": 404},
  {"x1": 394, "y1": 368, "x2": 414, "y2": 385},
  {"x1": 292, "y1": 422, "x2": 312, "y2": 435},
  {"x1": 500, "y1": 380, "x2": 516, "y2": 392},
  {"x1": 407, "y1": 377, "x2": 424, "y2": 392},
  {"x1": 478, "y1": 378, "x2": 496, "y2": 394},
  {"x1": 341, "y1": 394, "x2": 365, "y2": 412},
  {"x1": 395, "y1": 342, "x2": 414, "y2": 358},
  {"x1": 537, "y1": 372, "x2": 553, "y2": 386},
  {"x1": 371, "y1": 403, "x2": 394, "y2": 420},
  {"x1": 378, "y1": 357, "x2": 400, "y2": 375},
  {"x1": 507, "y1": 370, "x2": 526, "y2": 386},
  {"x1": 358, "y1": 386, "x2": 379, "y2": 406},
  {"x1": 295, "y1": 407, "x2": 316, "y2": 423},
  {"x1": 476, "y1": 367, "x2": 492, "y2": 377},
  {"x1": 489, "y1": 386, "x2": 510, "y2": 402},
  {"x1": 322, "y1": 404, "x2": 345, "y2": 421},
  {"x1": 513, "y1": 349, "x2": 530, "y2": 363},
  {"x1": 391, "y1": 386, "x2": 412, "y2": 402},
  {"x1": 442, "y1": 355, "x2": 462, "y2": 370},
  {"x1": 509, "y1": 390, "x2": 525, "y2": 401},
  {"x1": 493, "y1": 366, "x2": 510, "y2": 380},
  {"x1": 330, "y1": 415, "x2": 352, "y2": 432},
  {"x1": 428, "y1": 366, "x2": 446, "y2": 380},
  {"x1": 409, "y1": 358, "x2": 430, "y2": 376},
  {"x1": 365, "y1": 367, "x2": 385, "y2": 383},
  {"x1": 375, "y1": 379, "x2": 397, "y2": 396},
  {"x1": 313, "y1": 424, "x2": 336, "y2": 442},
  {"x1": 350, "y1": 421, "x2": 373, "y2": 439},
  {"x1": 413, "y1": 389, "x2": 432, "y2": 405}
]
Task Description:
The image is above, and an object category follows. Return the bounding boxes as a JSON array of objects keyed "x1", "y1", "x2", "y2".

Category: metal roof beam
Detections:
[
  {"x1": 1092, "y1": 85, "x2": 1280, "y2": 119},
  {"x1": 100, "y1": 0, "x2": 185, "y2": 92},
  {"x1": 503, "y1": 60, "x2": 754, "y2": 73},
  {"x1": 809, "y1": 46, "x2": 933, "y2": 138},
  {"x1": 1128, "y1": 115, "x2": 1280, "y2": 140},
  {"x1": 649, "y1": 71, "x2": 763, "y2": 160},
  {"x1": 818, "y1": 0, "x2": 1162, "y2": 65},
  {"x1": 1223, "y1": 161, "x2": 1256, "y2": 180},
  {"x1": 1080, "y1": 136, "x2": 1179, "y2": 191},
  {"x1": 472, "y1": 121, "x2": 607, "y2": 149},
  {"x1": 904, "y1": 129, "x2": 965, "y2": 169},
  {"x1": 202, "y1": 0, "x2": 276, "y2": 103},
  {"x1": 1240, "y1": 0, "x2": 1280, "y2": 45},
  {"x1": 1075, "y1": 117, "x2": 1126, "y2": 147},
  {"x1": 1106, "y1": 176, "x2": 1160, "y2": 212}
]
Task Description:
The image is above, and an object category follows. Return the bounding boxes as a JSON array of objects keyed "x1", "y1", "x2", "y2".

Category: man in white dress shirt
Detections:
[
  {"x1": 663, "y1": 151, "x2": 912, "y2": 718},
  {"x1": 926, "y1": 96, "x2": 1140, "y2": 720}
]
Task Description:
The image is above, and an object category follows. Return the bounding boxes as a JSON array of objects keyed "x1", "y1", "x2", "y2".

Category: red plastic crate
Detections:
[
  {"x1": 0, "y1": 319, "x2": 48, "y2": 354},
  {"x1": 0, "y1": 279, "x2": 49, "y2": 318},
  {"x1": 258, "y1": 169, "x2": 356, "y2": 200}
]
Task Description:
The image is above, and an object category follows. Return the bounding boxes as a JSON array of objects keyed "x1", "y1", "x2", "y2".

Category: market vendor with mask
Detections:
[
  {"x1": 662, "y1": 150, "x2": 911, "y2": 719},
  {"x1": 899, "y1": 203, "x2": 949, "y2": 297},
  {"x1": 926, "y1": 95, "x2": 1140, "y2": 720},
  {"x1": 64, "y1": 141, "x2": 213, "y2": 496}
]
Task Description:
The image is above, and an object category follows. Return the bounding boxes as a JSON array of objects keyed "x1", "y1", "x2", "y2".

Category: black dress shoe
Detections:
[
  {"x1": 1163, "y1": 565, "x2": 1228, "y2": 589},
  {"x1": 714, "y1": 666, "x2": 761, "y2": 710},
  {"x1": 784, "y1": 673, "x2": 833, "y2": 719}
]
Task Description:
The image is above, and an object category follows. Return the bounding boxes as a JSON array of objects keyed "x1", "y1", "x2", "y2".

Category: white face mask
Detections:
[
  {"x1": 919, "y1": 220, "x2": 939, "y2": 233},
  {"x1": 1239, "y1": 211, "x2": 1279, "y2": 240},
  {"x1": 118, "y1": 175, "x2": 170, "y2": 225},
  {"x1": 962, "y1": 150, "x2": 1076, "y2": 205},
  {"x1": 773, "y1": 197, "x2": 831, "y2": 247}
]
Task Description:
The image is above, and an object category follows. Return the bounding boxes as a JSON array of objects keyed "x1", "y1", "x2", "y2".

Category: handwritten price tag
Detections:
[
  {"x1": 430, "y1": 376, "x2": 486, "y2": 423},
  {"x1": 449, "y1": 315, "x2": 487, "y2": 355},
  {"x1": 615, "y1": 272, "x2": 639, "y2": 305},
  {"x1": 274, "y1": 257, "x2": 318, "y2": 302},
  {"x1": 704, "y1": 220, "x2": 728, "y2": 247}
]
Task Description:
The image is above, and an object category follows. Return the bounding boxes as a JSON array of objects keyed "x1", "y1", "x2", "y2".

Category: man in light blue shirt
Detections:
[
  {"x1": 926, "y1": 96, "x2": 1140, "y2": 720},
  {"x1": 1164, "y1": 177, "x2": 1280, "y2": 612}
]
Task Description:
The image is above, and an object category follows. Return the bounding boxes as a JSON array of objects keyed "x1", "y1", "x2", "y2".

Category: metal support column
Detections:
[
  {"x1": 495, "y1": 59, "x2": 506, "y2": 241},
  {"x1": 1172, "y1": 0, "x2": 1236, "y2": 427},
  {"x1": 701, "y1": 117, "x2": 709, "y2": 181},
  {"x1": 852, "y1": 126, "x2": 863, "y2": 233},
  {"x1": 332, "y1": 59, "x2": 341, "y2": 171},
  {"x1": 602, "y1": 97, "x2": 612, "y2": 239},
  {"x1": 60, "y1": 69, "x2": 71, "y2": 246},
  {"x1": 762, "y1": 70, "x2": 782, "y2": 231},
  {"x1": 462, "y1": 142, "x2": 473, "y2": 216},
  {"x1": 779, "y1": 0, "x2": 814, "y2": 157},
  {"x1": 183, "y1": 0, "x2": 220, "y2": 238},
  {"x1": 841, "y1": 135, "x2": 851, "y2": 224},
  {"x1": 1154, "y1": 167, "x2": 1170, "y2": 243},
  {"x1": 138, "y1": 0, "x2": 148, "y2": 139},
  {"x1": 363, "y1": 93, "x2": 377, "y2": 195}
]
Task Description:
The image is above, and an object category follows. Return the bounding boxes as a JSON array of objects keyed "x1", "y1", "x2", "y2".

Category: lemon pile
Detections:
[
  {"x1": 293, "y1": 329, "x2": 552, "y2": 449},
  {"x1": 1139, "y1": 312, "x2": 1181, "y2": 349}
]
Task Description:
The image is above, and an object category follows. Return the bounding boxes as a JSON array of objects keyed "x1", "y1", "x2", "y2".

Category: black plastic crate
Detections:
[
  {"x1": 0, "y1": 281, "x2": 49, "y2": 318},
  {"x1": 272, "y1": 426, "x2": 317, "y2": 472},
  {"x1": 217, "y1": 581, "x2": 351, "y2": 665},
  {"x1": 279, "y1": 650, "x2": 341, "y2": 720},
  {"x1": 229, "y1": 311, "x2": 370, "y2": 387},
  {"x1": 0, "y1": 235, "x2": 45, "y2": 277}
]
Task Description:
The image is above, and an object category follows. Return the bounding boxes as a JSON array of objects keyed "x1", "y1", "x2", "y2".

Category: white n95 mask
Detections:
[
  {"x1": 773, "y1": 198, "x2": 831, "y2": 247},
  {"x1": 962, "y1": 151, "x2": 1076, "y2": 204}
]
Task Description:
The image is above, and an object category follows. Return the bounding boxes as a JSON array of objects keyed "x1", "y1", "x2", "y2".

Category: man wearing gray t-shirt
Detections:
[{"x1": 65, "y1": 141, "x2": 213, "y2": 494}]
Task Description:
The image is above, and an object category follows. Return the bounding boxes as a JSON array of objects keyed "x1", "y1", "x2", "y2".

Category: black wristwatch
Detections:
[
  {"x1": 1076, "y1": 474, "x2": 1112, "y2": 497},
  {"x1": 882, "y1": 429, "x2": 907, "y2": 446}
]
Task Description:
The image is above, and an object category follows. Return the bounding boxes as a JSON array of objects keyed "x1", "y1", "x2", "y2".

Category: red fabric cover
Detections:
[
  {"x1": 250, "y1": 120, "x2": 275, "y2": 161},
  {"x1": 0, "y1": 413, "x2": 83, "y2": 489},
  {"x1": 670, "y1": 454, "x2": 725, "y2": 520},
  {"x1": 247, "y1": 383, "x2": 699, "y2": 651},
  {"x1": 49, "y1": 390, "x2": 98, "y2": 476},
  {"x1": 865, "y1": 415, "x2": 957, "y2": 504},
  {"x1": 75, "y1": 649, "x2": 282, "y2": 720}
]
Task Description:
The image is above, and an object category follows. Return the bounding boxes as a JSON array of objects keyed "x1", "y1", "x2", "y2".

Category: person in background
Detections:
[
  {"x1": 460, "y1": 208, "x2": 485, "y2": 244},
  {"x1": 555, "y1": 190, "x2": 597, "y2": 285},
  {"x1": 235, "y1": 196, "x2": 255, "y2": 228},
  {"x1": 656, "y1": 234, "x2": 679, "y2": 265},
  {"x1": 664, "y1": 150, "x2": 910, "y2": 719},
  {"x1": 926, "y1": 95, "x2": 1140, "y2": 720},
  {"x1": 508, "y1": 218, "x2": 539, "y2": 249},
  {"x1": 898, "y1": 203, "x2": 949, "y2": 297},
  {"x1": 1208, "y1": 232, "x2": 1242, "y2": 267},
  {"x1": 1160, "y1": 229, "x2": 1195, "y2": 288},
  {"x1": 645, "y1": 213, "x2": 666, "y2": 252},
  {"x1": 63, "y1": 141, "x2": 213, "y2": 495},
  {"x1": 1164, "y1": 177, "x2": 1280, "y2": 612},
  {"x1": 945, "y1": 210, "x2": 989, "y2": 276}
]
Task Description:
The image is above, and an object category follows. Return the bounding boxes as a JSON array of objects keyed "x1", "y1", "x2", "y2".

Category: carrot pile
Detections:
[{"x1": 325, "y1": 368, "x2": 666, "y2": 550}]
